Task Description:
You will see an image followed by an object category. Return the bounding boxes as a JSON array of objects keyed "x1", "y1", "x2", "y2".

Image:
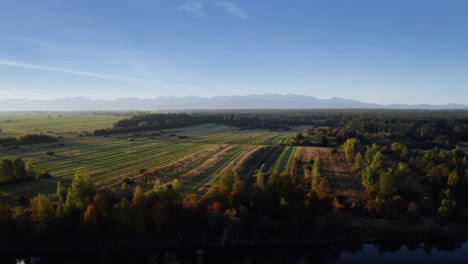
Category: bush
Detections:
[
  {"x1": 36, "y1": 172, "x2": 51, "y2": 179},
  {"x1": 121, "y1": 177, "x2": 134, "y2": 185},
  {"x1": 45, "y1": 151, "x2": 55, "y2": 157}
]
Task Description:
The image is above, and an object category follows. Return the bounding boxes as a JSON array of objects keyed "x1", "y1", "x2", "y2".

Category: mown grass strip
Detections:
[{"x1": 272, "y1": 146, "x2": 296, "y2": 174}]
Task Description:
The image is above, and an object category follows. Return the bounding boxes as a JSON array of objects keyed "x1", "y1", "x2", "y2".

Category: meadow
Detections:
[
  {"x1": 0, "y1": 113, "x2": 289, "y2": 201},
  {"x1": 0, "y1": 112, "x2": 364, "y2": 205}
]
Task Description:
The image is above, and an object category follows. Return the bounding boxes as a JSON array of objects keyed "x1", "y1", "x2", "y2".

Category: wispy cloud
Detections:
[
  {"x1": 0, "y1": 81, "x2": 49, "y2": 99},
  {"x1": 179, "y1": 1, "x2": 205, "y2": 18},
  {"x1": 215, "y1": 1, "x2": 248, "y2": 19},
  {"x1": 0, "y1": 59, "x2": 144, "y2": 82},
  {"x1": 4, "y1": 36, "x2": 68, "y2": 52}
]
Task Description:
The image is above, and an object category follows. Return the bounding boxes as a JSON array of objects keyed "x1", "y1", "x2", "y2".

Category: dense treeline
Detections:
[
  {"x1": 0, "y1": 158, "x2": 35, "y2": 184},
  {"x1": 94, "y1": 110, "x2": 468, "y2": 150},
  {"x1": 0, "y1": 145, "x2": 467, "y2": 249},
  {"x1": 0, "y1": 169, "x2": 331, "y2": 248},
  {"x1": 0, "y1": 134, "x2": 57, "y2": 147},
  {"x1": 341, "y1": 138, "x2": 468, "y2": 220}
]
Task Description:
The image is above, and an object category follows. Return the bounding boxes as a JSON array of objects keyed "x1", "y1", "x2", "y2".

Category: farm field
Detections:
[
  {"x1": 0, "y1": 112, "x2": 122, "y2": 137},
  {"x1": 0, "y1": 113, "x2": 360, "y2": 204},
  {"x1": 293, "y1": 147, "x2": 362, "y2": 197}
]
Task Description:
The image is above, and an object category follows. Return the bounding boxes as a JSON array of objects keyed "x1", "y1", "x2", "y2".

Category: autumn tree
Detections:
[
  {"x1": 83, "y1": 204, "x2": 98, "y2": 227},
  {"x1": 28, "y1": 194, "x2": 54, "y2": 231}
]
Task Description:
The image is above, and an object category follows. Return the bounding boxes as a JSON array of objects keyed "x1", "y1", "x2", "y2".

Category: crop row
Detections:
[
  {"x1": 185, "y1": 144, "x2": 250, "y2": 192},
  {"x1": 272, "y1": 146, "x2": 297, "y2": 174},
  {"x1": 35, "y1": 143, "x2": 207, "y2": 181}
]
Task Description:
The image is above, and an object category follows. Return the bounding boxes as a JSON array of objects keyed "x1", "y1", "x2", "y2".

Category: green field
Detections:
[
  {"x1": 272, "y1": 146, "x2": 297, "y2": 174},
  {"x1": 0, "y1": 112, "x2": 122, "y2": 137},
  {"x1": 0, "y1": 113, "x2": 299, "y2": 203}
]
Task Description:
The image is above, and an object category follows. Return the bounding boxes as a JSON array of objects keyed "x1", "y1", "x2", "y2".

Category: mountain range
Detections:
[{"x1": 0, "y1": 94, "x2": 466, "y2": 111}]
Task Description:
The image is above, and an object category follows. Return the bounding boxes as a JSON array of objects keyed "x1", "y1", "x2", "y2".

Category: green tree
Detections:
[
  {"x1": 362, "y1": 167, "x2": 379, "y2": 193},
  {"x1": 256, "y1": 170, "x2": 265, "y2": 189},
  {"x1": 438, "y1": 189, "x2": 457, "y2": 219},
  {"x1": 13, "y1": 158, "x2": 27, "y2": 180},
  {"x1": 370, "y1": 151, "x2": 383, "y2": 171},
  {"x1": 25, "y1": 159, "x2": 35, "y2": 178},
  {"x1": 132, "y1": 186, "x2": 144, "y2": 205},
  {"x1": 379, "y1": 169, "x2": 398, "y2": 196},
  {"x1": 341, "y1": 138, "x2": 361, "y2": 162},
  {"x1": 56, "y1": 181, "x2": 67, "y2": 202},
  {"x1": 447, "y1": 170, "x2": 459, "y2": 187},
  {"x1": 313, "y1": 129, "x2": 328, "y2": 146},
  {"x1": 352, "y1": 152, "x2": 365, "y2": 173},
  {"x1": 65, "y1": 169, "x2": 96, "y2": 211},
  {"x1": 219, "y1": 168, "x2": 236, "y2": 193},
  {"x1": 230, "y1": 178, "x2": 246, "y2": 206},
  {"x1": 316, "y1": 176, "x2": 330, "y2": 200},
  {"x1": 295, "y1": 132, "x2": 304, "y2": 140},
  {"x1": 311, "y1": 156, "x2": 322, "y2": 190},
  {"x1": 0, "y1": 159, "x2": 14, "y2": 183},
  {"x1": 303, "y1": 164, "x2": 312, "y2": 180}
]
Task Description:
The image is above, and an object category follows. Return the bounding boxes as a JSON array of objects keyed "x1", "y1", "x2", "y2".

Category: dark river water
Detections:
[{"x1": 2, "y1": 241, "x2": 467, "y2": 264}]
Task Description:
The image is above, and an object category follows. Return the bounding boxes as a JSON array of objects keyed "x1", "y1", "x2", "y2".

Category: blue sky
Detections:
[{"x1": 0, "y1": 0, "x2": 467, "y2": 104}]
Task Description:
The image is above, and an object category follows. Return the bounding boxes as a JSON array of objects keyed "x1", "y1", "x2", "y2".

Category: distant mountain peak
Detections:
[{"x1": 0, "y1": 94, "x2": 465, "y2": 111}]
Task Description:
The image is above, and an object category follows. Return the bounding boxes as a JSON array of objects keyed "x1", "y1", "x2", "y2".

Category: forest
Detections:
[{"x1": 0, "y1": 110, "x2": 467, "y2": 249}]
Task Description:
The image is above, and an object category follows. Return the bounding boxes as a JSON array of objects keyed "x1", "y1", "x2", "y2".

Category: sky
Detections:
[{"x1": 0, "y1": 0, "x2": 468, "y2": 104}]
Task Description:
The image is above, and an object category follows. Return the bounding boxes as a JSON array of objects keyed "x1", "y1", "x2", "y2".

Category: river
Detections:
[{"x1": 4, "y1": 241, "x2": 467, "y2": 263}]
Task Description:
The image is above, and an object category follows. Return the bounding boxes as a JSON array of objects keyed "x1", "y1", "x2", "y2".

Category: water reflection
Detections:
[{"x1": 5, "y1": 241, "x2": 467, "y2": 264}]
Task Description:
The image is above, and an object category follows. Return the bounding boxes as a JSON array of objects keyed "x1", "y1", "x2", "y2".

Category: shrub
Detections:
[
  {"x1": 121, "y1": 177, "x2": 134, "y2": 185},
  {"x1": 36, "y1": 172, "x2": 51, "y2": 179}
]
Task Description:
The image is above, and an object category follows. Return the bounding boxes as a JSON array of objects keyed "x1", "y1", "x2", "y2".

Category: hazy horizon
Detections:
[
  {"x1": 0, "y1": 93, "x2": 467, "y2": 107},
  {"x1": 1, "y1": 0, "x2": 468, "y2": 105}
]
